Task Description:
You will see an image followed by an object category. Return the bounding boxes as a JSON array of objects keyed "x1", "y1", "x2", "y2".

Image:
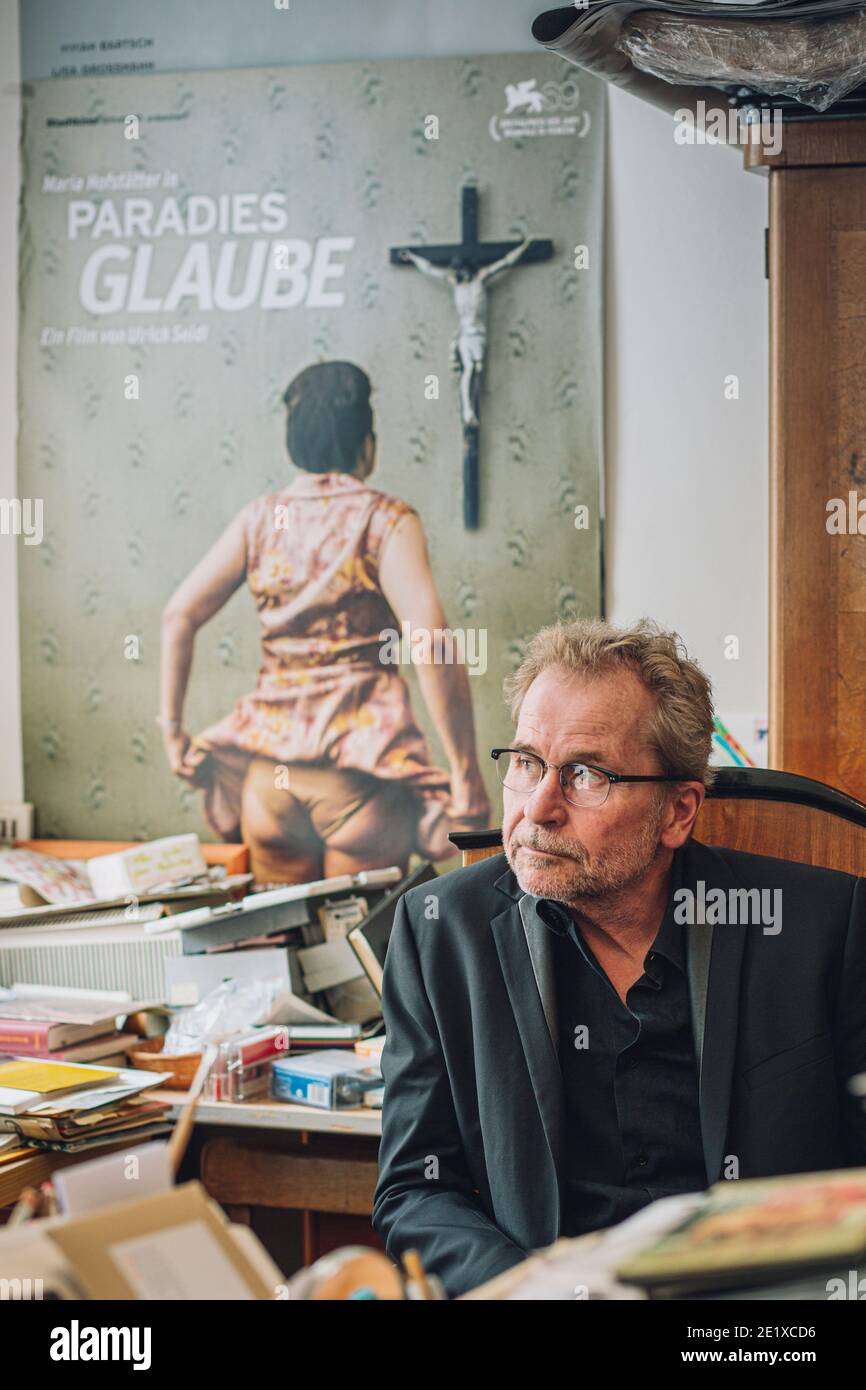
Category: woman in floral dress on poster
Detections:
[{"x1": 159, "y1": 361, "x2": 491, "y2": 884}]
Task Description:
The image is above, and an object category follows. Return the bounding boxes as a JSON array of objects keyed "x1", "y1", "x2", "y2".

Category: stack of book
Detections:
[
  {"x1": 0, "y1": 985, "x2": 145, "y2": 1065},
  {"x1": 615, "y1": 1168, "x2": 866, "y2": 1298},
  {"x1": 285, "y1": 1022, "x2": 380, "y2": 1053},
  {"x1": 0, "y1": 1056, "x2": 173, "y2": 1156}
]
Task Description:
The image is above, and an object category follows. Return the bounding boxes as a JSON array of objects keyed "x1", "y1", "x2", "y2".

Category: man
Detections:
[{"x1": 372, "y1": 618, "x2": 866, "y2": 1298}]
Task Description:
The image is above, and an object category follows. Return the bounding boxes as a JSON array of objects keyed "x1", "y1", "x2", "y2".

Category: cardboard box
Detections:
[{"x1": 48, "y1": 1181, "x2": 280, "y2": 1300}]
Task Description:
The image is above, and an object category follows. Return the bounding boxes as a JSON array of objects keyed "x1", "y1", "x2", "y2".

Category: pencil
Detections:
[
  {"x1": 167, "y1": 1041, "x2": 220, "y2": 1177},
  {"x1": 8, "y1": 1186, "x2": 40, "y2": 1227},
  {"x1": 401, "y1": 1248, "x2": 433, "y2": 1299}
]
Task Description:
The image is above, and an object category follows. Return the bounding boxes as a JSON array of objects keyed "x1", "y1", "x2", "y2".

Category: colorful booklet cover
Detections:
[
  {"x1": 0, "y1": 1058, "x2": 121, "y2": 1114},
  {"x1": 616, "y1": 1168, "x2": 866, "y2": 1295}
]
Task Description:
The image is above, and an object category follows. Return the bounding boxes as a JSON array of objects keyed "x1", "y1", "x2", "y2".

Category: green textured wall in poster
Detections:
[{"x1": 17, "y1": 53, "x2": 604, "y2": 840}]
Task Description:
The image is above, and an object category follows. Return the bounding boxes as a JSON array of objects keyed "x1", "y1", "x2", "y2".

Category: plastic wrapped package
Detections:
[
  {"x1": 617, "y1": 10, "x2": 866, "y2": 111},
  {"x1": 161, "y1": 975, "x2": 285, "y2": 1054},
  {"x1": 533, "y1": 2, "x2": 866, "y2": 115}
]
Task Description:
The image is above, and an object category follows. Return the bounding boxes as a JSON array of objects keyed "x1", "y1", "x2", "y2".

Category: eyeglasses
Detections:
[{"x1": 490, "y1": 748, "x2": 685, "y2": 809}]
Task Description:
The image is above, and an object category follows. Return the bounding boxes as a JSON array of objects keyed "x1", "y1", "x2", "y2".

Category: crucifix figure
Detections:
[
  {"x1": 392, "y1": 187, "x2": 553, "y2": 527},
  {"x1": 397, "y1": 237, "x2": 531, "y2": 429}
]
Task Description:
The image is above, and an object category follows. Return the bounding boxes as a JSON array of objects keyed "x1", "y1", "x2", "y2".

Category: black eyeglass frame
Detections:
[{"x1": 490, "y1": 747, "x2": 687, "y2": 806}]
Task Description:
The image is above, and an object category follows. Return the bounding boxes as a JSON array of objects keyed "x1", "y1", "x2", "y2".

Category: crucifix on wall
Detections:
[{"x1": 391, "y1": 186, "x2": 553, "y2": 528}]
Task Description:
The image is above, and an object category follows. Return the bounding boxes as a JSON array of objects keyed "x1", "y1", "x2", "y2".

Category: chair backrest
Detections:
[{"x1": 449, "y1": 768, "x2": 866, "y2": 876}]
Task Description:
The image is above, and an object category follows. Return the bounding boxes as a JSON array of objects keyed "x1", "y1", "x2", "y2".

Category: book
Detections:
[
  {"x1": 10, "y1": 1097, "x2": 172, "y2": 1143},
  {"x1": 348, "y1": 862, "x2": 437, "y2": 996},
  {"x1": 23, "y1": 1071, "x2": 167, "y2": 1115},
  {"x1": 286, "y1": 1030, "x2": 377, "y2": 1052},
  {"x1": 25, "y1": 1121, "x2": 175, "y2": 1154},
  {"x1": 287, "y1": 1023, "x2": 362, "y2": 1041},
  {"x1": 0, "y1": 1014, "x2": 116, "y2": 1051},
  {"x1": 87, "y1": 1051, "x2": 130, "y2": 1068},
  {"x1": 0, "y1": 1091, "x2": 168, "y2": 1146},
  {"x1": 0, "y1": 846, "x2": 93, "y2": 905},
  {"x1": 0, "y1": 985, "x2": 156, "y2": 1049},
  {"x1": 616, "y1": 1167, "x2": 866, "y2": 1297},
  {"x1": 0, "y1": 1032, "x2": 138, "y2": 1064},
  {"x1": 0, "y1": 1058, "x2": 121, "y2": 1114}
]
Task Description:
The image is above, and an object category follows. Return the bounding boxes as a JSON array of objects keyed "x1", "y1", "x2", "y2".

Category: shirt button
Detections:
[
  {"x1": 628, "y1": 1055, "x2": 639, "y2": 1069},
  {"x1": 635, "y1": 1154, "x2": 649, "y2": 1167}
]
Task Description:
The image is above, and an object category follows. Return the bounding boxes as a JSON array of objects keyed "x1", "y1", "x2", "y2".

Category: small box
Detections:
[
  {"x1": 88, "y1": 834, "x2": 207, "y2": 898},
  {"x1": 271, "y1": 1049, "x2": 381, "y2": 1109},
  {"x1": 205, "y1": 1026, "x2": 289, "y2": 1103}
]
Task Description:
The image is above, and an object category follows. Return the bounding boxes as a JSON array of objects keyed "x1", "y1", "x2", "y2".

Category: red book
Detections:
[
  {"x1": 0, "y1": 1016, "x2": 114, "y2": 1051},
  {"x1": 0, "y1": 1032, "x2": 137, "y2": 1064}
]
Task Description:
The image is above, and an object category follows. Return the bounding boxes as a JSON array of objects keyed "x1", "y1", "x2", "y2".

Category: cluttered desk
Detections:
[
  {"x1": 0, "y1": 834, "x2": 414, "y2": 1292},
  {"x1": 3, "y1": 834, "x2": 866, "y2": 1305}
]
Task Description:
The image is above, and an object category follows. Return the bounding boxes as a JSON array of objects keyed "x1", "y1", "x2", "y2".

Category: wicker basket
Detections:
[{"x1": 127, "y1": 1037, "x2": 202, "y2": 1090}]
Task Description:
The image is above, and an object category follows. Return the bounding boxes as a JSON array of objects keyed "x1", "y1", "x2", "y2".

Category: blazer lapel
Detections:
[
  {"x1": 682, "y1": 839, "x2": 748, "y2": 1185},
  {"x1": 686, "y1": 916, "x2": 712, "y2": 1088},
  {"x1": 491, "y1": 870, "x2": 564, "y2": 1236}
]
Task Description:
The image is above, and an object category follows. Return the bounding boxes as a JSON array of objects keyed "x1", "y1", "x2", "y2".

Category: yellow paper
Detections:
[
  {"x1": 0, "y1": 1145, "x2": 35, "y2": 1165},
  {"x1": 0, "y1": 1060, "x2": 116, "y2": 1094}
]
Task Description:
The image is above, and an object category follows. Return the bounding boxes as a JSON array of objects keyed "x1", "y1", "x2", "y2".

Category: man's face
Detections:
[{"x1": 502, "y1": 665, "x2": 671, "y2": 905}]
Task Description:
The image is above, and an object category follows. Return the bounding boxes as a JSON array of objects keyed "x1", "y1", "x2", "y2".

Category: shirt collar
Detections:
[
  {"x1": 282, "y1": 470, "x2": 369, "y2": 499},
  {"x1": 533, "y1": 844, "x2": 686, "y2": 974},
  {"x1": 651, "y1": 845, "x2": 685, "y2": 972}
]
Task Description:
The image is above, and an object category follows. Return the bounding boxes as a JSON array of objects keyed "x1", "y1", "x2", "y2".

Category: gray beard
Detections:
[{"x1": 504, "y1": 805, "x2": 664, "y2": 903}]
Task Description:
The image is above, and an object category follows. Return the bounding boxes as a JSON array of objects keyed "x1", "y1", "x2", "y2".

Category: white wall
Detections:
[
  {"x1": 0, "y1": 0, "x2": 22, "y2": 802},
  {"x1": 605, "y1": 88, "x2": 769, "y2": 753},
  {"x1": 0, "y1": 6, "x2": 770, "y2": 800}
]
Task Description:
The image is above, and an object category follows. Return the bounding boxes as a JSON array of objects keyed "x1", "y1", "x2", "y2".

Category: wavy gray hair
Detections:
[{"x1": 503, "y1": 617, "x2": 716, "y2": 789}]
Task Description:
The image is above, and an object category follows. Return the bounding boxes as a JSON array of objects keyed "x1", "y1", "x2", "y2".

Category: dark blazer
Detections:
[{"x1": 372, "y1": 839, "x2": 866, "y2": 1297}]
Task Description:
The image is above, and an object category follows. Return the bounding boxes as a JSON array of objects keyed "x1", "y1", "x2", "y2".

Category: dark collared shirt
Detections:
[{"x1": 537, "y1": 847, "x2": 707, "y2": 1237}]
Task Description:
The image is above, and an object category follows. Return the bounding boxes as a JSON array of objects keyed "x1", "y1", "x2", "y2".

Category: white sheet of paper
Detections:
[
  {"x1": 503, "y1": 1192, "x2": 705, "y2": 1301},
  {"x1": 54, "y1": 1141, "x2": 172, "y2": 1216},
  {"x1": 110, "y1": 1219, "x2": 255, "y2": 1300}
]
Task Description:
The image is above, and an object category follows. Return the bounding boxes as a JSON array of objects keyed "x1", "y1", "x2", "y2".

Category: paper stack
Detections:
[{"x1": 0, "y1": 1056, "x2": 173, "y2": 1156}]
